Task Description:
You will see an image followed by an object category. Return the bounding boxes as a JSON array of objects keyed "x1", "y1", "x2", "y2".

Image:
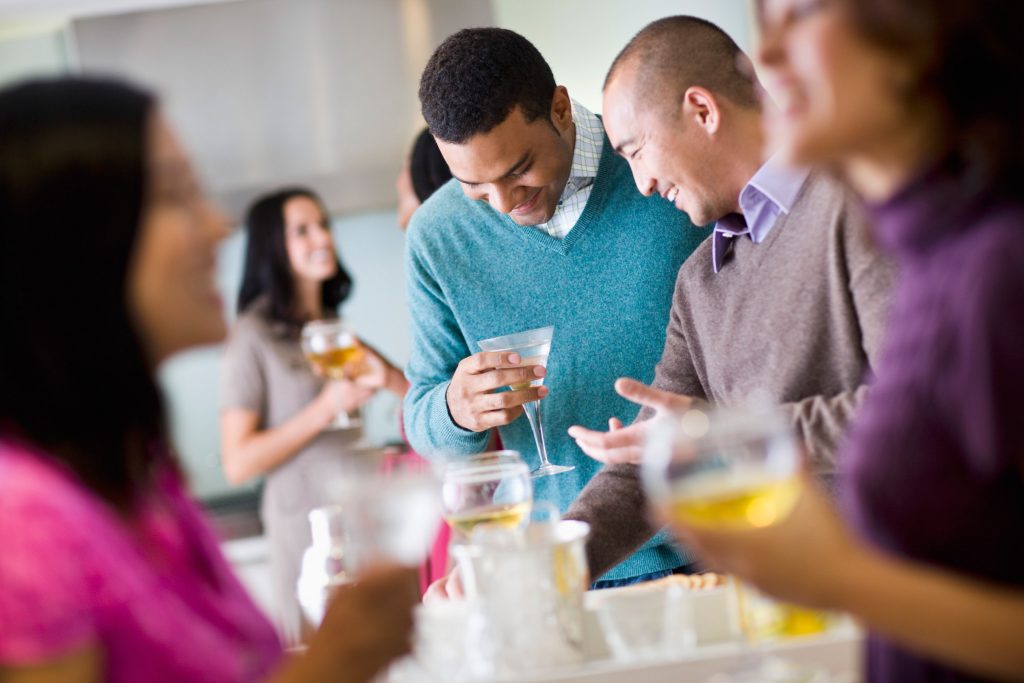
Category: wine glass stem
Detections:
[
  {"x1": 735, "y1": 580, "x2": 769, "y2": 673},
  {"x1": 332, "y1": 381, "x2": 349, "y2": 429},
  {"x1": 523, "y1": 400, "x2": 551, "y2": 467}
]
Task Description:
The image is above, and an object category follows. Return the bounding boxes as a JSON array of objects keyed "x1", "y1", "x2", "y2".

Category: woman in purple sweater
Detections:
[{"x1": 671, "y1": 1, "x2": 1024, "y2": 682}]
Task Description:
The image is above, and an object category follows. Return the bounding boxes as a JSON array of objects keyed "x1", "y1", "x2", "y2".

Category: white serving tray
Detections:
[
  {"x1": 514, "y1": 620, "x2": 863, "y2": 683},
  {"x1": 517, "y1": 584, "x2": 864, "y2": 683},
  {"x1": 399, "y1": 584, "x2": 864, "y2": 683}
]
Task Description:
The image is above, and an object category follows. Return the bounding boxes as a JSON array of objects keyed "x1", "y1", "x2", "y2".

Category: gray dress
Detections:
[{"x1": 220, "y1": 297, "x2": 361, "y2": 644}]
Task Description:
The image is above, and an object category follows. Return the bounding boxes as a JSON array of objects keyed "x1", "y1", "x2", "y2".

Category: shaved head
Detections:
[{"x1": 606, "y1": 16, "x2": 759, "y2": 114}]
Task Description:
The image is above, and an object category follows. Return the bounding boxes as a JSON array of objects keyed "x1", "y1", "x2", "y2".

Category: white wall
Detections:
[
  {"x1": 492, "y1": 0, "x2": 755, "y2": 114},
  {"x1": 0, "y1": 22, "x2": 72, "y2": 86}
]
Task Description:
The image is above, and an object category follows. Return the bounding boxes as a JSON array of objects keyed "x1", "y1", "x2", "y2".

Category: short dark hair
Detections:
[
  {"x1": 0, "y1": 77, "x2": 167, "y2": 508},
  {"x1": 419, "y1": 28, "x2": 557, "y2": 143},
  {"x1": 409, "y1": 127, "x2": 452, "y2": 202},
  {"x1": 237, "y1": 187, "x2": 353, "y2": 330},
  {"x1": 606, "y1": 16, "x2": 758, "y2": 111}
]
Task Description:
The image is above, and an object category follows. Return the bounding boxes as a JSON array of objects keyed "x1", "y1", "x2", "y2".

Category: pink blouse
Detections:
[{"x1": 0, "y1": 440, "x2": 282, "y2": 682}]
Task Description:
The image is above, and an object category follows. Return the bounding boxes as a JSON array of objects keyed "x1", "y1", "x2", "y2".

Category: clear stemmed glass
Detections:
[
  {"x1": 441, "y1": 450, "x2": 533, "y2": 538},
  {"x1": 477, "y1": 326, "x2": 573, "y2": 478},
  {"x1": 300, "y1": 318, "x2": 365, "y2": 429},
  {"x1": 641, "y1": 405, "x2": 829, "y2": 683}
]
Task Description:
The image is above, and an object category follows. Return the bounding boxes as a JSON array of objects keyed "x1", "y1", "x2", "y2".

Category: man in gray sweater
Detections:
[{"x1": 565, "y1": 16, "x2": 896, "y2": 580}]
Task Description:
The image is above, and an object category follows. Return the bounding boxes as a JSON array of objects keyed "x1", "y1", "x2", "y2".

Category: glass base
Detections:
[
  {"x1": 707, "y1": 657, "x2": 830, "y2": 683},
  {"x1": 530, "y1": 463, "x2": 575, "y2": 479},
  {"x1": 325, "y1": 412, "x2": 361, "y2": 430}
]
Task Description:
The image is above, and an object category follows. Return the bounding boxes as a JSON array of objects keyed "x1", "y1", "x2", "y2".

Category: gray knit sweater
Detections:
[{"x1": 566, "y1": 173, "x2": 896, "y2": 578}]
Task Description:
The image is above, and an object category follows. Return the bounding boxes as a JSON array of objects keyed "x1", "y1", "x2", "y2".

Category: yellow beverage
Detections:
[
  {"x1": 446, "y1": 502, "x2": 531, "y2": 536},
  {"x1": 670, "y1": 472, "x2": 801, "y2": 529},
  {"x1": 507, "y1": 354, "x2": 548, "y2": 391},
  {"x1": 775, "y1": 604, "x2": 830, "y2": 636},
  {"x1": 305, "y1": 345, "x2": 364, "y2": 379},
  {"x1": 735, "y1": 583, "x2": 830, "y2": 640}
]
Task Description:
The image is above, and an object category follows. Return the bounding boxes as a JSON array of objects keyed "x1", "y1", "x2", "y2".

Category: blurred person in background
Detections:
[
  {"x1": 669, "y1": 1, "x2": 1024, "y2": 681},
  {"x1": 220, "y1": 187, "x2": 408, "y2": 643},
  {"x1": 395, "y1": 127, "x2": 463, "y2": 588},
  {"x1": 396, "y1": 127, "x2": 453, "y2": 231},
  {"x1": 0, "y1": 76, "x2": 417, "y2": 683}
]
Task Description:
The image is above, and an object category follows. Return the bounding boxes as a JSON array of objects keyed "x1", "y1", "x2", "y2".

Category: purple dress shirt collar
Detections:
[{"x1": 712, "y1": 154, "x2": 810, "y2": 273}]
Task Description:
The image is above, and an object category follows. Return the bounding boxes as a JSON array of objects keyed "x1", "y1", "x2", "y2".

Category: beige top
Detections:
[{"x1": 219, "y1": 296, "x2": 361, "y2": 642}]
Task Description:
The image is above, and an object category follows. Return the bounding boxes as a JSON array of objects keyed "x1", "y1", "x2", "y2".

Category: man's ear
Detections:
[
  {"x1": 682, "y1": 86, "x2": 721, "y2": 136},
  {"x1": 550, "y1": 85, "x2": 573, "y2": 133}
]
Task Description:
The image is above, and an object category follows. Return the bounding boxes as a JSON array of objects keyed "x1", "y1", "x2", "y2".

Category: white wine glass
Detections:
[
  {"x1": 441, "y1": 450, "x2": 533, "y2": 538},
  {"x1": 642, "y1": 405, "x2": 829, "y2": 683},
  {"x1": 300, "y1": 318, "x2": 365, "y2": 429}
]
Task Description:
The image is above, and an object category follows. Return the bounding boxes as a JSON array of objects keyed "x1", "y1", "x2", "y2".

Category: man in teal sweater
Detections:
[{"x1": 404, "y1": 27, "x2": 710, "y2": 588}]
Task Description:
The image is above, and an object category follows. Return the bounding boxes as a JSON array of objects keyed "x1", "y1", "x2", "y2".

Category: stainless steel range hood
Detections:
[{"x1": 69, "y1": 0, "x2": 492, "y2": 219}]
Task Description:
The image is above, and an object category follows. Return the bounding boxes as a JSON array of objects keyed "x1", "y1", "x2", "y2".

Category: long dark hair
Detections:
[
  {"x1": 236, "y1": 187, "x2": 352, "y2": 330},
  {"x1": 849, "y1": 0, "x2": 1024, "y2": 193},
  {"x1": 0, "y1": 77, "x2": 166, "y2": 508},
  {"x1": 760, "y1": 0, "x2": 1024, "y2": 194}
]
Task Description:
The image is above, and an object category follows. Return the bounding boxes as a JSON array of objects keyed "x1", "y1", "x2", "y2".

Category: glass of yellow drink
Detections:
[
  {"x1": 300, "y1": 318, "x2": 366, "y2": 429},
  {"x1": 642, "y1": 405, "x2": 831, "y2": 681},
  {"x1": 442, "y1": 450, "x2": 533, "y2": 538}
]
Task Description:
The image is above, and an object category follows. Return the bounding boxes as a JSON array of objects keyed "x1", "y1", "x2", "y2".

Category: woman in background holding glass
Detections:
[
  {"x1": 0, "y1": 76, "x2": 416, "y2": 683},
  {"x1": 220, "y1": 188, "x2": 408, "y2": 643},
  {"x1": 670, "y1": 1, "x2": 1024, "y2": 681}
]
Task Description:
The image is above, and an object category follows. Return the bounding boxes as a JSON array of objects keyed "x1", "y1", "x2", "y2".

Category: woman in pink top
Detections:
[{"x1": 0, "y1": 77, "x2": 417, "y2": 683}]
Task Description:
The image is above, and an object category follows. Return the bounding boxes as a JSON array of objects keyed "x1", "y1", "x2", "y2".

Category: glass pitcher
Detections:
[{"x1": 449, "y1": 508, "x2": 590, "y2": 677}]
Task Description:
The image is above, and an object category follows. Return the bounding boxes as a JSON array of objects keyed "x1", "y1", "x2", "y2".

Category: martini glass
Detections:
[{"x1": 478, "y1": 326, "x2": 573, "y2": 478}]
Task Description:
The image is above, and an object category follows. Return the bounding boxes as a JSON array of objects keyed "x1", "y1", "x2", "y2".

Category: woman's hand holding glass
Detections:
[
  {"x1": 351, "y1": 340, "x2": 410, "y2": 398},
  {"x1": 302, "y1": 319, "x2": 373, "y2": 429},
  {"x1": 313, "y1": 380, "x2": 375, "y2": 427},
  {"x1": 641, "y1": 403, "x2": 858, "y2": 611},
  {"x1": 642, "y1": 405, "x2": 837, "y2": 680},
  {"x1": 309, "y1": 564, "x2": 419, "y2": 683},
  {"x1": 666, "y1": 475, "x2": 859, "y2": 612}
]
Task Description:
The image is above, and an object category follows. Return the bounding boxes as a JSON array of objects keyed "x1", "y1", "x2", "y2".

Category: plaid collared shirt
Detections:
[{"x1": 533, "y1": 100, "x2": 604, "y2": 239}]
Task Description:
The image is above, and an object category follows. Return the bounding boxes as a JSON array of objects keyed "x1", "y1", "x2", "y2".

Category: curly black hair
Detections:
[{"x1": 419, "y1": 28, "x2": 556, "y2": 144}]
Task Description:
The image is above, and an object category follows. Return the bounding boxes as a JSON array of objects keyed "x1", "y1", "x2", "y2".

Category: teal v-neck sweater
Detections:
[{"x1": 403, "y1": 137, "x2": 711, "y2": 580}]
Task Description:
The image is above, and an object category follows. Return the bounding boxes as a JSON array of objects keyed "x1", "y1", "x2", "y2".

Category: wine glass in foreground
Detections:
[
  {"x1": 642, "y1": 405, "x2": 829, "y2": 683},
  {"x1": 477, "y1": 326, "x2": 573, "y2": 478},
  {"x1": 334, "y1": 455, "x2": 442, "y2": 574},
  {"x1": 442, "y1": 450, "x2": 533, "y2": 538},
  {"x1": 300, "y1": 318, "x2": 365, "y2": 429}
]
